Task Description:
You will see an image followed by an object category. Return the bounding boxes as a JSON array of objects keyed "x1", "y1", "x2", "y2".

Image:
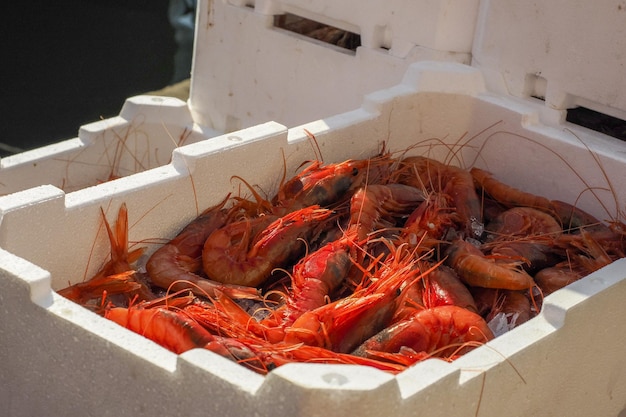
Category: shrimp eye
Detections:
[
  {"x1": 351, "y1": 167, "x2": 359, "y2": 176},
  {"x1": 395, "y1": 288, "x2": 402, "y2": 297}
]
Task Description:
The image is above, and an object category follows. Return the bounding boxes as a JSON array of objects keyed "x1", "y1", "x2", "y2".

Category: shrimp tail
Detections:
[
  {"x1": 57, "y1": 270, "x2": 142, "y2": 305},
  {"x1": 59, "y1": 203, "x2": 153, "y2": 304}
]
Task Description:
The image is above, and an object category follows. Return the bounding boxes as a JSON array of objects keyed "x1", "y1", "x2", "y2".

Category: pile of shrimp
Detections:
[{"x1": 58, "y1": 147, "x2": 626, "y2": 375}]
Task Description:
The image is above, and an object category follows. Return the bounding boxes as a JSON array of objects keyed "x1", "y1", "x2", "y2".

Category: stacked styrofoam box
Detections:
[
  {"x1": 0, "y1": 95, "x2": 219, "y2": 195},
  {"x1": 472, "y1": 0, "x2": 626, "y2": 119},
  {"x1": 189, "y1": 0, "x2": 480, "y2": 133},
  {"x1": 1, "y1": 0, "x2": 479, "y2": 197},
  {"x1": 2, "y1": 62, "x2": 626, "y2": 417}
]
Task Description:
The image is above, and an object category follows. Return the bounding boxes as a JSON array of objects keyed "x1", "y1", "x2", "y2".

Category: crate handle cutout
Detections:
[
  {"x1": 525, "y1": 73, "x2": 626, "y2": 142},
  {"x1": 273, "y1": 13, "x2": 361, "y2": 53},
  {"x1": 566, "y1": 107, "x2": 626, "y2": 142},
  {"x1": 228, "y1": 0, "x2": 254, "y2": 8}
]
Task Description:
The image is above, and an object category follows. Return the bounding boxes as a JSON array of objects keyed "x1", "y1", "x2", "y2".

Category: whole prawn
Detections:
[
  {"x1": 145, "y1": 196, "x2": 260, "y2": 300},
  {"x1": 279, "y1": 232, "x2": 357, "y2": 327},
  {"x1": 536, "y1": 228, "x2": 621, "y2": 295},
  {"x1": 483, "y1": 206, "x2": 564, "y2": 274},
  {"x1": 395, "y1": 156, "x2": 483, "y2": 237},
  {"x1": 348, "y1": 183, "x2": 425, "y2": 241},
  {"x1": 202, "y1": 205, "x2": 334, "y2": 287},
  {"x1": 105, "y1": 305, "x2": 220, "y2": 355},
  {"x1": 352, "y1": 305, "x2": 494, "y2": 362},
  {"x1": 106, "y1": 303, "x2": 274, "y2": 372},
  {"x1": 534, "y1": 264, "x2": 583, "y2": 295},
  {"x1": 397, "y1": 192, "x2": 457, "y2": 253},
  {"x1": 485, "y1": 206, "x2": 563, "y2": 240},
  {"x1": 445, "y1": 239, "x2": 535, "y2": 290},
  {"x1": 272, "y1": 156, "x2": 390, "y2": 212}
]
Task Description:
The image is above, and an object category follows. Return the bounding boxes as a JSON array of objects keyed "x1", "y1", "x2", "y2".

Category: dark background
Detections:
[{"x1": 2, "y1": 1, "x2": 178, "y2": 156}]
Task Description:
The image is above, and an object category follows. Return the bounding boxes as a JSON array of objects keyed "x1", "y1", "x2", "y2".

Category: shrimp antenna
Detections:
[
  {"x1": 230, "y1": 175, "x2": 273, "y2": 214},
  {"x1": 303, "y1": 128, "x2": 324, "y2": 163}
]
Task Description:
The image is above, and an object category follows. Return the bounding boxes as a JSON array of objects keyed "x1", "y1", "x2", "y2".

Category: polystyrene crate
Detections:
[
  {"x1": 472, "y1": 0, "x2": 626, "y2": 117},
  {"x1": 189, "y1": 0, "x2": 479, "y2": 133},
  {"x1": 2, "y1": 62, "x2": 626, "y2": 416},
  {"x1": 0, "y1": 95, "x2": 219, "y2": 195}
]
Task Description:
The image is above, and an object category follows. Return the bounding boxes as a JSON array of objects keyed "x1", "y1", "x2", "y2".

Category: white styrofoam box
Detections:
[
  {"x1": 472, "y1": 0, "x2": 626, "y2": 118},
  {"x1": 189, "y1": 0, "x2": 479, "y2": 133},
  {"x1": 2, "y1": 62, "x2": 626, "y2": 416},
  {"x1": 0, "y1": 95, "x2": 219, "y2": 195}
]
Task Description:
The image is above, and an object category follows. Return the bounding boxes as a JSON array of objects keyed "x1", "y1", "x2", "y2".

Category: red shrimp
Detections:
[
  {"x1": 485, "y1": 207, "x2": 563, "y2": 239},
  {"x1": 202, "y1": 205, "x2": 333, "y2": 287},
  {"x1": 534, "y1": 264, "x2": 584, "y2": 295},
  {"x1": 395, "y1": 263, "x2": 476, "y2": 321},
  {"x1": 105, "y1": 305, "x2": 227, "y2": 355},
  {"x1": 471, "y1": 287, "x2": 532, "y2": 329},
  {"x1": 145, "y1": 197, "x2": 260, "y2": 300},
  {"x1": 445, "y1": 239, "x2": 535, "y2": 290},
  {"x1": 487, "y1": 239, "x2": 562, "y2": 275},
  {"x1": 58, "y1": 204, "x2": 153, "y2": 304},
  {"x1": 352, "y1": 305, "x2": 494, "y2": 361},
  {"x1": 280, "y1": 232, "x2": 357, "y2": 326},
  {"x1": 58, "y1": 271, "x2": 143, "y2": 306},
  {"x1": 396, "y1": 156, "x2": 483, "y2": 237},
  {"x1": 398, "y1": 192, "x2": 456, "y2": 251},
  {"x1": 470, "y1": 167, "x2": 554, "y2": 213},
  {"x1": 348, "y1": 183, "x2": 425, "y2": 241},
  {"x1": 576, "y1": 227, "x2": 625, "y2": 259},
  {"x1": 555, "y1": 229, "x2": 617, "y2": 273},
  {"x1": 482, "y1": 206, "x2": 564, "y2": 274},
  {"x1": 272, "y1": 156, "x2": 389, "y2": 212},
  {"x1": 551, "y1": 200, "x2": 613, "y2": 233},
  {"x1": 498, "y1": 290, "x2": 532, "y2": 326},
  {"x1": 106, "y1": 304, "x2": 268, "y2": 371},
  {"x1": 419, "y1": 264, "x2": 478, "y2": 312},
  {"x1": 283, "y1": 244, "x2": 429, "y2": 353},
  {"x1": 282, "y1": 287, "x2": 401, "y2": 353},
  {"x1": 187, "y1": 287, "x2": 411, "y2": 374}
]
